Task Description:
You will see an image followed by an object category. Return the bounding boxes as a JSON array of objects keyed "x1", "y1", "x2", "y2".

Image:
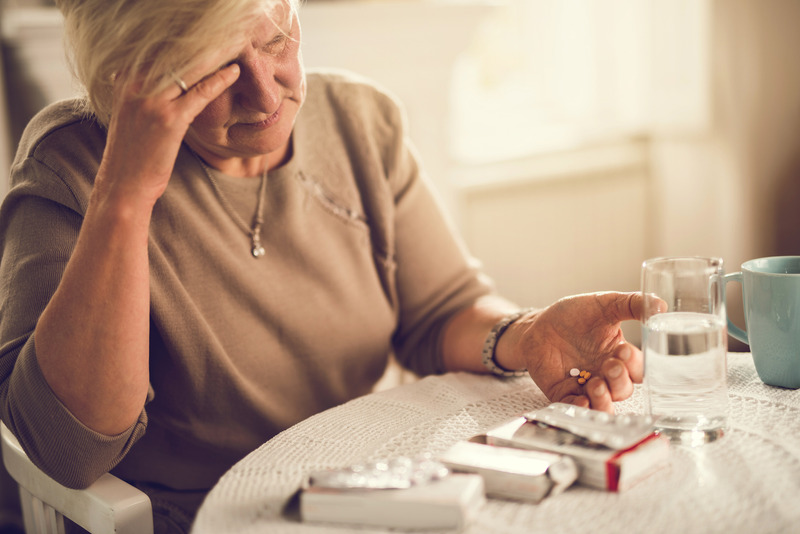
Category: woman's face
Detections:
[{"x1": 185, "y1": 6, "x2": 305, "y2": 176}]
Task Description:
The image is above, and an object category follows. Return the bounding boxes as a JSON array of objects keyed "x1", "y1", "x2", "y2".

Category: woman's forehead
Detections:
[
  {"x1": 246, "y1": 4, "x2": 295, "y2": 41},
  {"x1": 206, "y1": 2, "x2": 296, "y2": 67}
]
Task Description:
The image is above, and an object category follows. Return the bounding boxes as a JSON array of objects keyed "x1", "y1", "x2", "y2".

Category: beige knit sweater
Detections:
[{"x1": 0, "y1": 69, "x2": 492, "y2": 527}]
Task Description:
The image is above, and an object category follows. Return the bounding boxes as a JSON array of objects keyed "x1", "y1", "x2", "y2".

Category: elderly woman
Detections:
[{"x1": 0, "y1": 0, "x2": 645, "y2": 531}]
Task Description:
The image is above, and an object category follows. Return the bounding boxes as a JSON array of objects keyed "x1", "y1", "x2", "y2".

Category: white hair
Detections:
[{"x1": 55, "y1": 0, "x2": 301, "y2": 126}]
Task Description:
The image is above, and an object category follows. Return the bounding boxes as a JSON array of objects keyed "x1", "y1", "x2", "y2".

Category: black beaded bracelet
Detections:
[{"x1": 481, "y1": 308, "x2": 533, "y2": 377}]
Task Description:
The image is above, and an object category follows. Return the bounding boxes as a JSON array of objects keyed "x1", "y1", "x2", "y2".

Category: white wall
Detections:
[{"x1": 455, "y1": 138, "x2": 650, "y2": 345}]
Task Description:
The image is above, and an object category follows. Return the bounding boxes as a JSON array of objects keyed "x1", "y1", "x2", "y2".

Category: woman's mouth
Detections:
[{"x1": 240, "y1": 104, "x2": 282, "y2": 129}]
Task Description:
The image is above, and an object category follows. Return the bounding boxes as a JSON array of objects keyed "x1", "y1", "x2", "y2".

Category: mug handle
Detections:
[{"x1": 723, "y1": 272, "x2": 749, "y2": 344}]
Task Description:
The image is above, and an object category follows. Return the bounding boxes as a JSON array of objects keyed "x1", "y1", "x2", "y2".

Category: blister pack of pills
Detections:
[
  {"x1": 523, "y1": 403, "x2": 656, "y2": 450},
  {"x1": 306, "y1": 456, "x2": 449, "y2": 490},
  {"x1": 301, "y1": 457, "x2": 484, "y2": 530}
]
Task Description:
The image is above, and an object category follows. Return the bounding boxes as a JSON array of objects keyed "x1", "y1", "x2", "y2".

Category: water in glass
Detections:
[{"x1": 644, "y1": 311, "x2": 728, "y2": 446}]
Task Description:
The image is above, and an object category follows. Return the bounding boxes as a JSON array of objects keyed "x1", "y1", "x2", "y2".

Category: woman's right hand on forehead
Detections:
[{"x1": 96, "y1": 61, "x2": 241, "y2": 207}]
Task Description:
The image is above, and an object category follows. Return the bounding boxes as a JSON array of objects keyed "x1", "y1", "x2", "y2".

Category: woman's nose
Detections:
[{"x1": 236, "y1": 57, "x2": 281, "y2": 113}]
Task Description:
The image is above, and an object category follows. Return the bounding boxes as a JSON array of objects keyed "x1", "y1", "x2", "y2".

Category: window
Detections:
[{"x1": 450, "y1": 0, "x2": 710, "y2": 164}]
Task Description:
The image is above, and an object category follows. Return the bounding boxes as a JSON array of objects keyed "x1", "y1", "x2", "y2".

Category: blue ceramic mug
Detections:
[{"x1": 724, "y1": 256, "x2": 800, "y2": 389}]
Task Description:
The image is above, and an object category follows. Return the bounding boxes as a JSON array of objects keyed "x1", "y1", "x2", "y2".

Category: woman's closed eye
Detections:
[{"x1": 261, "y1": 34, "x2": 290, "y2": 55}]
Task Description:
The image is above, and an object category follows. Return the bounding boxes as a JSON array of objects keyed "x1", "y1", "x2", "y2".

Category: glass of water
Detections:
[{"x1": 641, "y1": 257, "x2": 728, "y2": 446}]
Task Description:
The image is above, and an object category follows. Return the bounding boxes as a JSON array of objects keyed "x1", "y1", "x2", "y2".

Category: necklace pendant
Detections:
[
  {"x1": 251, "y1": 227, "x2": 265, "y2": 258},
  {"x1": 252, "y1": 244, "x2": 266, "y2": 258}
]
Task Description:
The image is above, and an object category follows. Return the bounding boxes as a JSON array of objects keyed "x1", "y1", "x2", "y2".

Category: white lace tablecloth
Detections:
[{"x1": 192, "y1": 353, "x2": 800, "y2": 534}]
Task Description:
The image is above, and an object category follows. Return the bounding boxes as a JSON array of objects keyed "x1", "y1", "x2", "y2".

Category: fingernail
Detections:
[
  {"x1": 592, "y1": 382, "x2": 607, "y2": 396},
  {"x1": 608, "y1": 363, "x2": 623, "y2": 378},
  {"x1": 618, "y1": 345, "x2": 632, "y2": 361}
]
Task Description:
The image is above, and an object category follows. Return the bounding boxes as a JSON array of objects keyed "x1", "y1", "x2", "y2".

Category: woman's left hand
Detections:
[{"x1": 504, "y1": 292, "x2": 647, "y2": 412}]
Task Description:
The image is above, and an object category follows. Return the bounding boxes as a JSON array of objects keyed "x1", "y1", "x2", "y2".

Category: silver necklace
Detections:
[{"x1": 195, "y1": 156, "x2": 268, "y2": 258}]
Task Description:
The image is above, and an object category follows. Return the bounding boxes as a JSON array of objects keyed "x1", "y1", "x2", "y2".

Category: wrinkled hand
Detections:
[
  {"x1": 510, "y1": 292, "x2": 646, "y2": 413},
  {"x1": 96, "y1": 56, "x2": 240, "y2": 205}
]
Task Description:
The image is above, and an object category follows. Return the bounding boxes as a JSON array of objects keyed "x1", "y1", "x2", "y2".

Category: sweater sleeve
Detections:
[
  {"x1": 377, "y1": 94, "x2": 495, "y2": 375},
  {"x1": 0, "y1": 156, "x2": 147, "y2": 489}
]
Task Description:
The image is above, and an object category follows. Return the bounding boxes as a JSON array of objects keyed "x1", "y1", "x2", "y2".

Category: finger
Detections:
[
  {"x1": 585, "y1": 377, "x2": 614, "y2": 413},
  {"x1": 171, "y1": 41, "x2": 243, "y2": 99},
  {"x1": 601, "y1": 356, "x2": 634, "y2": 402},
  {"x1": 546, "y1": 378, "x2": 584, "y2": 407},
  {"x1": 615, "y1": 342, "x2": 643, "y2": 383},
  {"x1": 599, "y1": 292, "x2": 644, "y2": 323},
  {"x1": 180, "y1": 63, "x2": 240, "y2": 116},
  {"x1": 161, "y1": 71, "x2": 187, "y2": 99},
  {"x1": 643, "y1": 292, "x2": 669, "y2": 319}
]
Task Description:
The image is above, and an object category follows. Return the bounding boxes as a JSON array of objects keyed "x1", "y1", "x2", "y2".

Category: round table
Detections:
[{"x1": 192, "y1": 353, "x2": 800, "y2": 534}]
